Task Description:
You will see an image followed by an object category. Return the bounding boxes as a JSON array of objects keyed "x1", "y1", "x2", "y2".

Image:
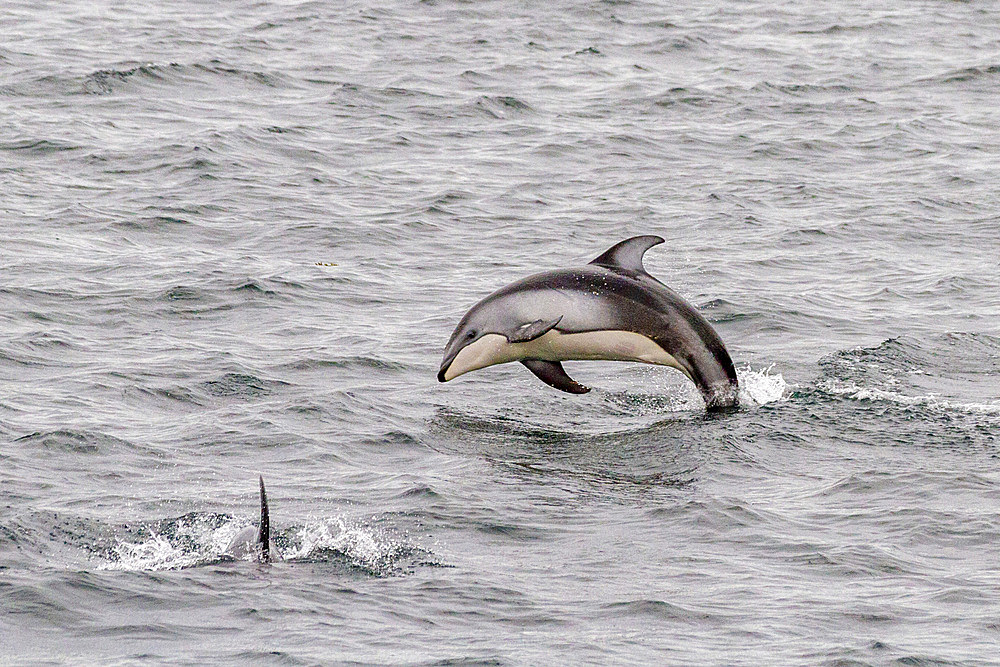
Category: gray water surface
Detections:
[{"x1": 3, "y1": 1, "x2": 1000, "y2": 664}]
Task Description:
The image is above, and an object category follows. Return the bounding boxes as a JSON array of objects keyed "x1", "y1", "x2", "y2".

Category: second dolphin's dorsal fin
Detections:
[
  {"x1": 588, "y1": 235, "x2": 665, "y2": 273},
  {"x1": 257, "y1": 475, "x2": 270, "y2": 563}
]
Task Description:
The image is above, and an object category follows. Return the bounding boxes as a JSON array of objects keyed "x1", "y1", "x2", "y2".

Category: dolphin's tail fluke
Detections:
[{"x1": 257, "y1": 475, "x2": 271, "y2": 563}]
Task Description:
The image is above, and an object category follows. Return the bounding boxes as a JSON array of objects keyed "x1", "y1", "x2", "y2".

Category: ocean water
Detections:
[{"x1": 2, "y1": 0, "x2": 999, "y2": 664}]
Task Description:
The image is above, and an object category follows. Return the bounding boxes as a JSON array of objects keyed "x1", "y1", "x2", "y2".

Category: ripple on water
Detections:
[{"x1": 202, "y1": 372, "x2": 291, "y2": 398}]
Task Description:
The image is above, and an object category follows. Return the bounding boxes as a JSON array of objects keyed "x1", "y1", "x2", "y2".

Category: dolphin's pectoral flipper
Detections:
[
  {"x1": 521, "y1": 359, "x2": 591, "y2": 394},
  {"x1": 588, "y1": 235, "x2": 664, "y2": 274},
  {"x1": 257, "y1": 475, "x2": 271, "y2": 563},
  {"x1": 507, "y1": 316, "x2": 562, "y2": 344}
]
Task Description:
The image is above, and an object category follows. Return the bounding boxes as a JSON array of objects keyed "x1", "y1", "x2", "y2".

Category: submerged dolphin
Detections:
[
  {"x1": 222, "y1": 476, "x2": 275, "y2": 562},
  {"x1": 437, "y1": 235, "x2": 739, "y2": 409}
]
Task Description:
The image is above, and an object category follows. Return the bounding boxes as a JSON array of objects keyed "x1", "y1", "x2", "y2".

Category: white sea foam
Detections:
[{"x1": 820, "y1": 379, "x2": 1000, "y2": 415}]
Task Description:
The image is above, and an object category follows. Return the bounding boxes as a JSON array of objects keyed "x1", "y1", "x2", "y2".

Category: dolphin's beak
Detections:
[
  {"x1": 438, "y1": 347, "x2": 459, "y2": 382},
  {"x1": 438, "y1": 334, "x2": 508, "y2": 383}
]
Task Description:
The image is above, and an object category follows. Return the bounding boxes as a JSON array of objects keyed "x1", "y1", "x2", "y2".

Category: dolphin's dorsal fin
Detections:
[
  {"x1": 257, "y1": 475, "x2": 270, "y2": 563},
  {"x1": 588, "y1": 235, "x2": 664, "y2": 273}
]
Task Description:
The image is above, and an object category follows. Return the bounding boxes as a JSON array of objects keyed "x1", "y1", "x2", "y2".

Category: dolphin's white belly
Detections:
[
  {"x1": 444, "y1": 330, "x2": 690, "y2": 381},
  {"x1": 520, "y1": 330, "x2": 686, "y2": 371}
]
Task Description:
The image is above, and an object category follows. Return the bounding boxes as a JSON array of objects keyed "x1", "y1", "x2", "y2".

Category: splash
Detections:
[
  {"x1": 736, "y1": 364, "x2": 790, "y2": 407},
  {"x1": 597, "y1": 363, "x2": 788, "y2": 415},
  {"x1": 282, "y1": 517, "x2": 417, "y2": 575},
  {"x1": 95, "y1": 513, "x2": 424, "y2": 574},
  {"x1": 98, "y1": 528, "x2": 206, "y2": 571}
]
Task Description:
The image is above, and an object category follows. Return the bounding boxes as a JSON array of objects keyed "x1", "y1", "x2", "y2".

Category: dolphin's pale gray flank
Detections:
[{"x1": 437, "y1": 236, "x2": 739, "y2": 410}]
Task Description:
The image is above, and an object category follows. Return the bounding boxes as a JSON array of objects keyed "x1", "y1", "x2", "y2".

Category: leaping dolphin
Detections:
[
  {"x1": 437, "y1": 235, "x2": 739, "y2": 409},
  {"x1": 222, "y1": 476, "x2": 275, "y2": 562}
]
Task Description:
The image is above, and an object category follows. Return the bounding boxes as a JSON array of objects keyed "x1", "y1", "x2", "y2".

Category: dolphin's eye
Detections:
[{"x1": 466, "y1": 330, "x2": 477, "y2": 340}]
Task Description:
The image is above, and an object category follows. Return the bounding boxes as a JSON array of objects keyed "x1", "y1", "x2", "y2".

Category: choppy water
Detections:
[{"x1": 3, "y1": 0, "x2": 1000, "y2": 664}]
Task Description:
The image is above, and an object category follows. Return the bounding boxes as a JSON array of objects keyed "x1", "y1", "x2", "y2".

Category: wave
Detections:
[
  {"x1": 818, "y1": 379, "x2": 1000, "y2": 416},
  {"x1": 82, "y1": 64, "x2": 177, "y2": 95},
  {"x1": 921, "y1": 64, "x2": 1000, "y2": 85},
  {"x1": 471, "y1": 95, "x2": 536, "y2": 119},
  {"x1": 2, "y1": 59, "x2": 306, "y2": 100},
  {"x1": 13, "y1": 429, "x2": 158, "y2": 456},
  {"x1": 0, "y1": 138, "x2": 83, "y2": 153},
  {"x1": 815, "y1": 334, "x2": 1000, "y2": 416},
  {"x1": 202, "y1": 372, "x2": 290, "y2": 398}
]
